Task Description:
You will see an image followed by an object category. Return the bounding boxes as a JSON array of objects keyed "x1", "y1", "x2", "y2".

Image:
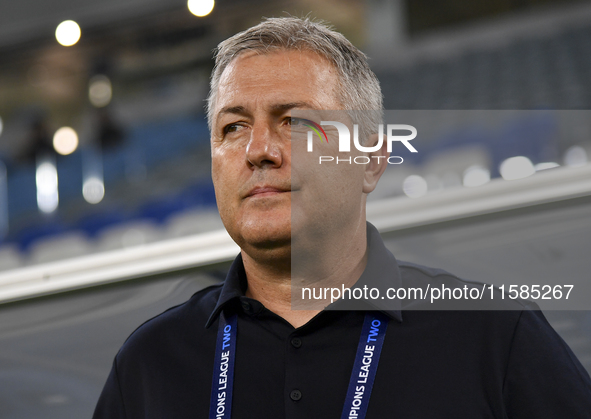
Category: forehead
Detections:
[{"x1": 213, "y1": 49, "x2": 341, "y2": 118}]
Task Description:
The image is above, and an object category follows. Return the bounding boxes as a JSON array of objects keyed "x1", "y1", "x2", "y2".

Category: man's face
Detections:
[{"x1": 210, "y1": 49, "x2": 366, "y2": 256}]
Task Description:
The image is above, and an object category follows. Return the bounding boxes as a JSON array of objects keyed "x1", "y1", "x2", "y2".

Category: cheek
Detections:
[
  {"x1": 211, "y1": 153, "x2": 233, "y2": 202},
  {"x1": 211, "y1": 158, "x2": 224, "y2": 191},
  {"x1": 211, "y1": 145, "x2": 248, "y2": 210},
  {"x1": 211, "y1": 143, "x2": 235, "y2": 176}
]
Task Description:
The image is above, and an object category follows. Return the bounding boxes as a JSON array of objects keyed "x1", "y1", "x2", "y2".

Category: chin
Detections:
[
  {"x1": 233, "y1": 215, "x2": 291, "y2": 249},
  {"x1": 243, "y1": 226, "x2": 291, "y2": 249}
]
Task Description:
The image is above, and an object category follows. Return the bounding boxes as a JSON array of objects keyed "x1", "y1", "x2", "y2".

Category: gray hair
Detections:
[{"x1": 206, "y1": 16, "x2": 383, "y2": 141}]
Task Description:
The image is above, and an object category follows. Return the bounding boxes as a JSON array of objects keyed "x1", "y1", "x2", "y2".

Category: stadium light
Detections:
[
  {"x1": 188, "y1": 0, "x2": 215, "y2": 17},
  {"x1": 53, "y1": 127, "x2": 79, "y2": 155},
  {"x1": 36, "y1": 159, "x2": 59, "y2": 214},
  {"x1": 83, "y1": 177, "x2": 105, "y2": 204},
  {"x1": 55, "y1": 20, "x2": 81, "y2": 46},
  {"x1": 89, "y1": 75, "x2": 112, "y2": 107}
]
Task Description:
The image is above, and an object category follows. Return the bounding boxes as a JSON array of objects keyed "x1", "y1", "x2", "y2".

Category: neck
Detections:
[
  {"x1": 242, "y1": 251, "x2": 319, "y2": 328},
  {"x1": 242, "y1": 221, "x2": 368, "y2": 328}
]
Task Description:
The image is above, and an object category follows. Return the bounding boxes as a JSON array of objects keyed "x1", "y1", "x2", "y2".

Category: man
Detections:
[{"x1": 94, "y1": 17, "x2": 591, "y2": 418}]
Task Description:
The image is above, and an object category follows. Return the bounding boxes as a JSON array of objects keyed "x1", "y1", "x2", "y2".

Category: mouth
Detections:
[{"x1": 245, "y1": 186, "x2": 291, "y2": 199}]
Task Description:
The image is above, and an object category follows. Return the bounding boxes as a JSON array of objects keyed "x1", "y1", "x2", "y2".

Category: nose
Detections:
[{"x1": 245, "y1": 122, "x2": 284, "y2": 169}]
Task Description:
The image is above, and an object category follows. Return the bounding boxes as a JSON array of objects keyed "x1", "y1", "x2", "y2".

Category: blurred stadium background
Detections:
[{"x1": 1, "y1": 0, "x2": 591, "y2": 417}]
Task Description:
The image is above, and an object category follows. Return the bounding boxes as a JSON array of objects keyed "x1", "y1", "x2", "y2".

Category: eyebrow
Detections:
[
  {"x1": 270, "y1": 102, "x2": 314, "y2": 112},
  {"x1": 216, "y1": 101, "x2": 315, "y2": 122},
  {"x1": 217, "y1": 105, "x2": 247, "y2": 119}
]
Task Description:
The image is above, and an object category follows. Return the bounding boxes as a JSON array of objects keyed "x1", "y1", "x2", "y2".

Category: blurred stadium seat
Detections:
[
  {"x1": 15, "y1": 222, "x2": 68, "y2": 252},
  {"x1": 137, "y1": 195, "x2": 190, "y2": 224},
  {"x1": 422, "y1": 145, "x2": 491, "y2": 181},
  {"x1": 95, "y1": 220, "x2": 162, "y2": 252},
  {"x1": 165, "y1": 208, "x2": 224, "y2": 238},
  {"x1": 75, "y1": 210, "x2": 128, "y2": 237},
  {"x1": 28, "y1": 231, "x2": 93, "y2": 264},
  {"x1": 368, "y1": 164, "x2": 415, "y2": 201},
  {"x1": 0, "y1": 243, "x2": 23, "y2": 271}
]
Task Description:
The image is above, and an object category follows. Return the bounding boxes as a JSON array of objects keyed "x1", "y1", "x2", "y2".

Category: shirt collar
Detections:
[
  {"x1": 326, "y1": 222, "x2": 402, "y2": 322},
  {"x1": 205, "y1": 222, "x2": 403, "y2": 328},
  {"x1": 205, "y1": 253, "x2": 246, "y2": 328}
]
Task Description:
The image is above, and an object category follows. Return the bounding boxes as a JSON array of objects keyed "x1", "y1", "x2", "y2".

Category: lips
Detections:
[{"x1": 245, "y1": 186, "x2": 291, "y2": 198}]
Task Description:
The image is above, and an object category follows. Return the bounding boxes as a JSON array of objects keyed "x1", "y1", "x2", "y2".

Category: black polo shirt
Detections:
[{"x1": 93, "y1": 224, "x2": 591, "y2": 418}]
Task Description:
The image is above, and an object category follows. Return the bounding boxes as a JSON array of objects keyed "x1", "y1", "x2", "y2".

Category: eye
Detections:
[
  {"x1": 288, "y1": 117, "x2": 309, "y2": 133},
  {"x1": 223, "y1": 123, "x2": 245, "y2": 134}
]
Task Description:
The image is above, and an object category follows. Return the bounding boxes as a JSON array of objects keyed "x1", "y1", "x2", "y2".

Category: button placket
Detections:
[{"x1": 285, "y1": 333, "x2": 305, "y2": 414}]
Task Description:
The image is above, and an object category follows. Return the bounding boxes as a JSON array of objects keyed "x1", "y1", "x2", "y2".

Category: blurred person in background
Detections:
[
  {"x1": 93, "y1": 16, "x2": 591, "y2": 418},
  {"x1": 21, "y1": 115, "x2": 54, "y2": 164},
  {"x1": 96, "y1": 108, "x2": 125, "y2": 150}
]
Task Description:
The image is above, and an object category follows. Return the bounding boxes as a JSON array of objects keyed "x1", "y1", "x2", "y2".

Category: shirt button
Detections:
[
  {"x1": 290, "y1": 337, "x2": 302, "y2": 348},
  {"x1": 290, "y1": 389, "x2": 302, "y2": 401},
  {"x1": 241, "y1": 301, "x2": 251, "y2": 312}
]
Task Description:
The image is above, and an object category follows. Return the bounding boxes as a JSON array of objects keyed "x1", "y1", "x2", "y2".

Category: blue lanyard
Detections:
[
  {"x1": 209, "y1": 311, "x2": 389, "y2": 419},
  {"x1": 340, "y1": 312, "x2": 389, "y2": 419},
  {"x1": 209, "y1": 311, "x2": 237, "y2": 419}
]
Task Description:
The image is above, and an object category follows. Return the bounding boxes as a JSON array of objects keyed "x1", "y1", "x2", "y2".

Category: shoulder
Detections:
[
  {"x1": 398, "y1": 259, "x2": 498, "y2": 292},
  {"x1": 395, "y1": 260, "x2": 591, "y2": 377},
  {"x1": 116, "y1": 282, "x2": 222, "y2": 361},
  {"x1": 503, "y1": 307, "x2": 591, "y2": 415},
  {"x1": 396, "y1": 259, "x2": 536, "y2": 311}
]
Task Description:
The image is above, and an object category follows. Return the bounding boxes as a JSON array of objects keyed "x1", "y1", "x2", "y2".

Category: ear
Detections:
[{"x1": 362, "y1": 133, "x2": 389, "y2": 194}]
